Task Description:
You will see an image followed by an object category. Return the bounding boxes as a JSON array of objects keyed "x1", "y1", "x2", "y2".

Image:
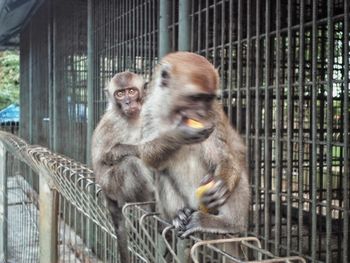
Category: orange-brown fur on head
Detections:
[{"x1": 160, "y1": 52, "x2": 219, "y2": 95}]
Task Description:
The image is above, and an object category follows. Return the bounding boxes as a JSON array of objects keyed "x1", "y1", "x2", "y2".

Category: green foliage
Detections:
[{"x1": 0, "y1": 50, "x2": 20, "y2": 109}]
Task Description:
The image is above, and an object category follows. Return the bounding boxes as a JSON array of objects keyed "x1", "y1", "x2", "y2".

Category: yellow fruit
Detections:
[
  {"x1": 185, "y1": 118, "x2": 204, "y2": 129},
  {"x1": 195, "y1": 181, "x2": 215, "y2": 213}
]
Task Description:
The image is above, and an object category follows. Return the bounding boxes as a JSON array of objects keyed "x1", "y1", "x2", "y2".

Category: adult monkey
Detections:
[
  {"x1": 91, "y1": 71, "x2": 153, "y2": 262},
  {"x1": 118, "y1": 52, "x2": 250, "y2": 238}
]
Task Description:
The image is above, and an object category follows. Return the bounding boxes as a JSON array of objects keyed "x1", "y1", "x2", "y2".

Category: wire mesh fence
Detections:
[
  {"x1": 0, "y1": 131, "x2": 307, "y2": 262},
  {"x1": 15, "y1": 0, "x2": 350, "y2": 262}
]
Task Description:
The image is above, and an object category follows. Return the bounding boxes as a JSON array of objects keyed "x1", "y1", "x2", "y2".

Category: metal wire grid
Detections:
[
  {"x1": 5, "y1": 158, "x2": 39, "y2": 263},
  {"x1": 91, "y1": 0, "x2": 160, "y2": 128},
  {"x1": 188, "y1": 1, "x2": 350, "y2": 262},
  {"x1": 52, "y1": 0, "x2": 88, "y2": 164},
  {"x1": 0, "y1": 131, "x2": 118, "y2": 262},
  {"x1": 16, "y1": 0, "x2": 350, "y2": 262},
  {"x1": 122, "y1": 202, "x2": 306, "y2": 263},
  {"x1": 0, "y1": 131, "x2": 307, "y2": 262}
]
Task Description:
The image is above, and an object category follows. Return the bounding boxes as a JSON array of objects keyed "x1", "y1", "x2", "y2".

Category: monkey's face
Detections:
[
  {"x1": 159, "y1": 52, "x2": 219, "y2": 128},
  {"x1": 114, "y1": 87, "x2": 142, "y2": 118}
]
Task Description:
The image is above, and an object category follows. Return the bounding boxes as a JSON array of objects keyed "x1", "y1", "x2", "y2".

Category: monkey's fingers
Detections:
[
  {"x1": 172, "y1": 208, "x2": 194, "y2": 232},
  {"x1": 201, "y1": 180, "x2": 230, "y2": 209}
]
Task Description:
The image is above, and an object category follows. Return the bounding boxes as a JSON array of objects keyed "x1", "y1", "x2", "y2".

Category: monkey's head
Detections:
[
  {"x1": 155, "y1": 52, "x2": 219, "y2": 127},
  {"x1": 107, "y1": 71, "x2": 145, "y2": 119}
]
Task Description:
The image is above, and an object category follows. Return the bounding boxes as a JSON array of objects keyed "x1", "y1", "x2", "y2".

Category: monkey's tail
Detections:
[{"x1": 116, "y1": 215, "x2": 130, "y2": 263}]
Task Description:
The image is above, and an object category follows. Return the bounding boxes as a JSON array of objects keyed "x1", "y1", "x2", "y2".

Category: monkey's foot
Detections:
[
  {"x1": 200, "y1": 179, "x2": 230, "y2": 210},
  {"x1": 172, "y1": 208, "x2": 194, "y2": 234},
  {"x1": 174, "y1": 210, "x2": 208, "y2": 238}
]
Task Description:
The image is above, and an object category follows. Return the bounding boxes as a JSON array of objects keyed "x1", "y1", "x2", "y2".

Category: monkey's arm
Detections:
[
  {"x1": 108, "y1": 124, "x2": 214, "y2": 169},
  {"x1": 102, "y1": 144, "x2": 141, "y2": 166},
  {"x1": 200, "y1": 122, "x2": 246, "y2": 209}
]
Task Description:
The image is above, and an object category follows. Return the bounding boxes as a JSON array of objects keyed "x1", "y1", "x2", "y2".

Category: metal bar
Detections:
[
  {"x1": 264, "y1": 0, "x2": 272, "y2": 251},
  {"x1": 29, "y1": 21, "x2": 33, "y2": 144},
  {"x1": 325, "y1": 1, "x2": 334, "y2": 262},
  {"x1": 159, "y1": 0, "x2": 170, "y2": 58},
  {"x1": 47, "y1": 0, "x2": 54, "y2": 150},
  {"x1": 86, "y1": 0, "x2": 95, "y2": 166},
  {"x1": 245, "y1": 0, "x2": 251, "y2": 180},
  {"x1": 274, "y1": 0, "x2": 282, "y2": 254},
  {"x1": 178, "y1": 0, "x2": 189, "y2": 51},
  {"x1": 227, "y1": 0, "x2": 233, "y2": 121},
  {"x1": 39, "y1": 175, "x2": 58, "y2": 262},
  {"x1": 205, "y1": 0, "x2": 209, "y2": 57},
  {"x1": 286, "y1": 0, "x2": 293, "y2": 256},
  {"x1": 311, "y1": 0, "x2": 318, "y2": 260},
  {"x1": 254, "y1": 0, "x2": 261, "y2": 238},
  {"x1": 297, "y1": 0, "x2": 305, "y2": 255},
  {"x1": 0, "y1": 143, "x2": 7, "y2": 262},
  {"x1": 219, "y1": 0, "x2": 225, "y2": 104},
  {"x1": 236, "y1": 0, "x2": 242, "y2": 131},
  {"x1": 343, "y1": 1, "x2": 349, "y2": 262}
]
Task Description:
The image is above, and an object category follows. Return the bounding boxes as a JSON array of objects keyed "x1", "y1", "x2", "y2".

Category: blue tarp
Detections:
[{"x1": 0, "y1": 103, "x2": 19, "y2": 123}]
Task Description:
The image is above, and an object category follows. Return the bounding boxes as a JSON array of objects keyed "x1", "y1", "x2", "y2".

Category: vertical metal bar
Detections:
[
  {"x1": 212, "y1": 0, "x2": 217, "y2": 65},
  {"x1": 264, "y1": 0, "x2": 272, "y2": 251},
  {"x1": 227, "y1": 0, "x2": 233, "y2": 121},
  {"x1": 219, "y1": 0, "x2": 225, "y2": 104},
  {"x1": 343, "y1": 1, "x2": 349, "y2": 262},
  {"x1": 0, "y1": 143, "x2": 7, "y2": 262},
  {"x1": 205, "y1": 0, "x2": 209, "y2": 57},
  {"x1": 236, "y1": 0, "x2": 242, "y2": 131},
  {"x1": 254, "y1": 0, "x2": 261, "y2": 237},
  {"x1": 39, "y1": 175, "x2": 58, "y2": 263},
  {"x1": 52, "y1": 1, "x2": 59, "y2": 153},
  {"x1": 159, "y1": 0, "x2": 170, "y2": 58},
  {"x1": 245, "y1": 0, "x2": 251, "y2": 175},
  {"x1": 286, "y1": 0, "x2": 293, "y2": 256},
  {"x1": 197, "y1": 0, "x2": 201, "y2": 52},
  {"x1": 311, "y1": 0, "x2": 318, "y2": 260},
  {"x1": 298, "y1": 0, "x2": 305, "y2": 255},
  {"x1": 48, "y1": 0, "x2": 54, "y2": 150},
  {"x1": 178, "y1": 0, "x2": 189, "y2": 51},
  {"x1": 29, "y1": 22, "x2": 33, "y2": 144},
  {"x1": 87, "y1": 0, "x2": 95, "y2": 166},
  {"x1": 274, "y1": 0, "x2": 282, "y2": 254},
  {"x1": 326, "y1": 1, "x2": 334, "y2": 262}
]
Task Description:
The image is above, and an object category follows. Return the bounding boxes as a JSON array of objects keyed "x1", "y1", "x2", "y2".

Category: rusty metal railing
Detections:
[{"x1": 0, "y1": 131, "x2": 305, "y2": 262}]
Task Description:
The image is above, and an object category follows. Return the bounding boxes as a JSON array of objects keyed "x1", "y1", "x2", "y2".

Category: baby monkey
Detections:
[{"x1": 91, "y1": 71, "x2": 153, "y2": 263}]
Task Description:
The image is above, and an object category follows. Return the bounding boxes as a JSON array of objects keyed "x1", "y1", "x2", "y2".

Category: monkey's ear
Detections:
[{"x1": 159, "y1": 63, "x2": 171, "y2": 88}]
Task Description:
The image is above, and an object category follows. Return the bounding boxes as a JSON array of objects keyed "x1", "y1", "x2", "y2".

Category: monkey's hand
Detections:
[
  {"x1": 199, "y1": 176, "x2": 230, "y2": 211},
  {"x1": 173, "y1": 209, "x2": 213, "y2": 238},
  {"x1": 103, "y1": 144, "x2": 140, "y2": 166},
  {"x1": 172, "y1": 208, "x2": 195, "y2": 235},
  {"x1": 172, "y1": 122, "x2": 215, "y2": 145}
]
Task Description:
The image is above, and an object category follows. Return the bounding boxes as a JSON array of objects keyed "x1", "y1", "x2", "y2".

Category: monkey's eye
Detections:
[
  {"x1": 115, "y1": 91, "x2": 125, "y2": 98},
  {"x1": 128, "y1": 88, "x2": 135, "y2": 95}
]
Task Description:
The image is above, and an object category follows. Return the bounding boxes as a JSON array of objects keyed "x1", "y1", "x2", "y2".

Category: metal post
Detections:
[
  {"x1": 0, "y1": 143, "x2": 7, "y2": 262},
  {"x1": 158, "y1": 0, "x2": 170, "y2": 58},
  {"x1": 86, "y1": 0, "x2": 95, "y2": 166},
  {"x1": 178, "y1": 0, "x2": 189, "y2": 51},
  {"x1": 29, "y1": 22, "x2": 33, "y2": 144},
  {"x1": 48, "y1": 0, "x2": 54, "y2": 150},
  {"x1": 39, "y1": 173, "x2": 58, "y2": 262}
]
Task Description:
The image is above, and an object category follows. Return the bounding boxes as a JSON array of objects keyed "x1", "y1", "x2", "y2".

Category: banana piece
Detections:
[
  {"x1": 195, "y1": 181, "x2": 215, "y2": 213},
  {"x1": 185, "y1": 118, "x2": 204, "y2": 129}
]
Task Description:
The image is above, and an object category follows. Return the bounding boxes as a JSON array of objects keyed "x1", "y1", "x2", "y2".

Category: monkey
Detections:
[
  {"x1": 116, "y1": 52, "x2": 250, "y2": 240},
  {"x1": 91, "y1": 71, "x2": 154, "y2": 263}
]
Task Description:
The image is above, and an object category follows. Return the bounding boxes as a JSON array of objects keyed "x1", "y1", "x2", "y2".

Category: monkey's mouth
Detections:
[
  {"x1": 179, "y1": 110, "x2": 214, "y2": 129},
  {"x1": 125, "y1": 106, "x2": 141, "y2": 117}
]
